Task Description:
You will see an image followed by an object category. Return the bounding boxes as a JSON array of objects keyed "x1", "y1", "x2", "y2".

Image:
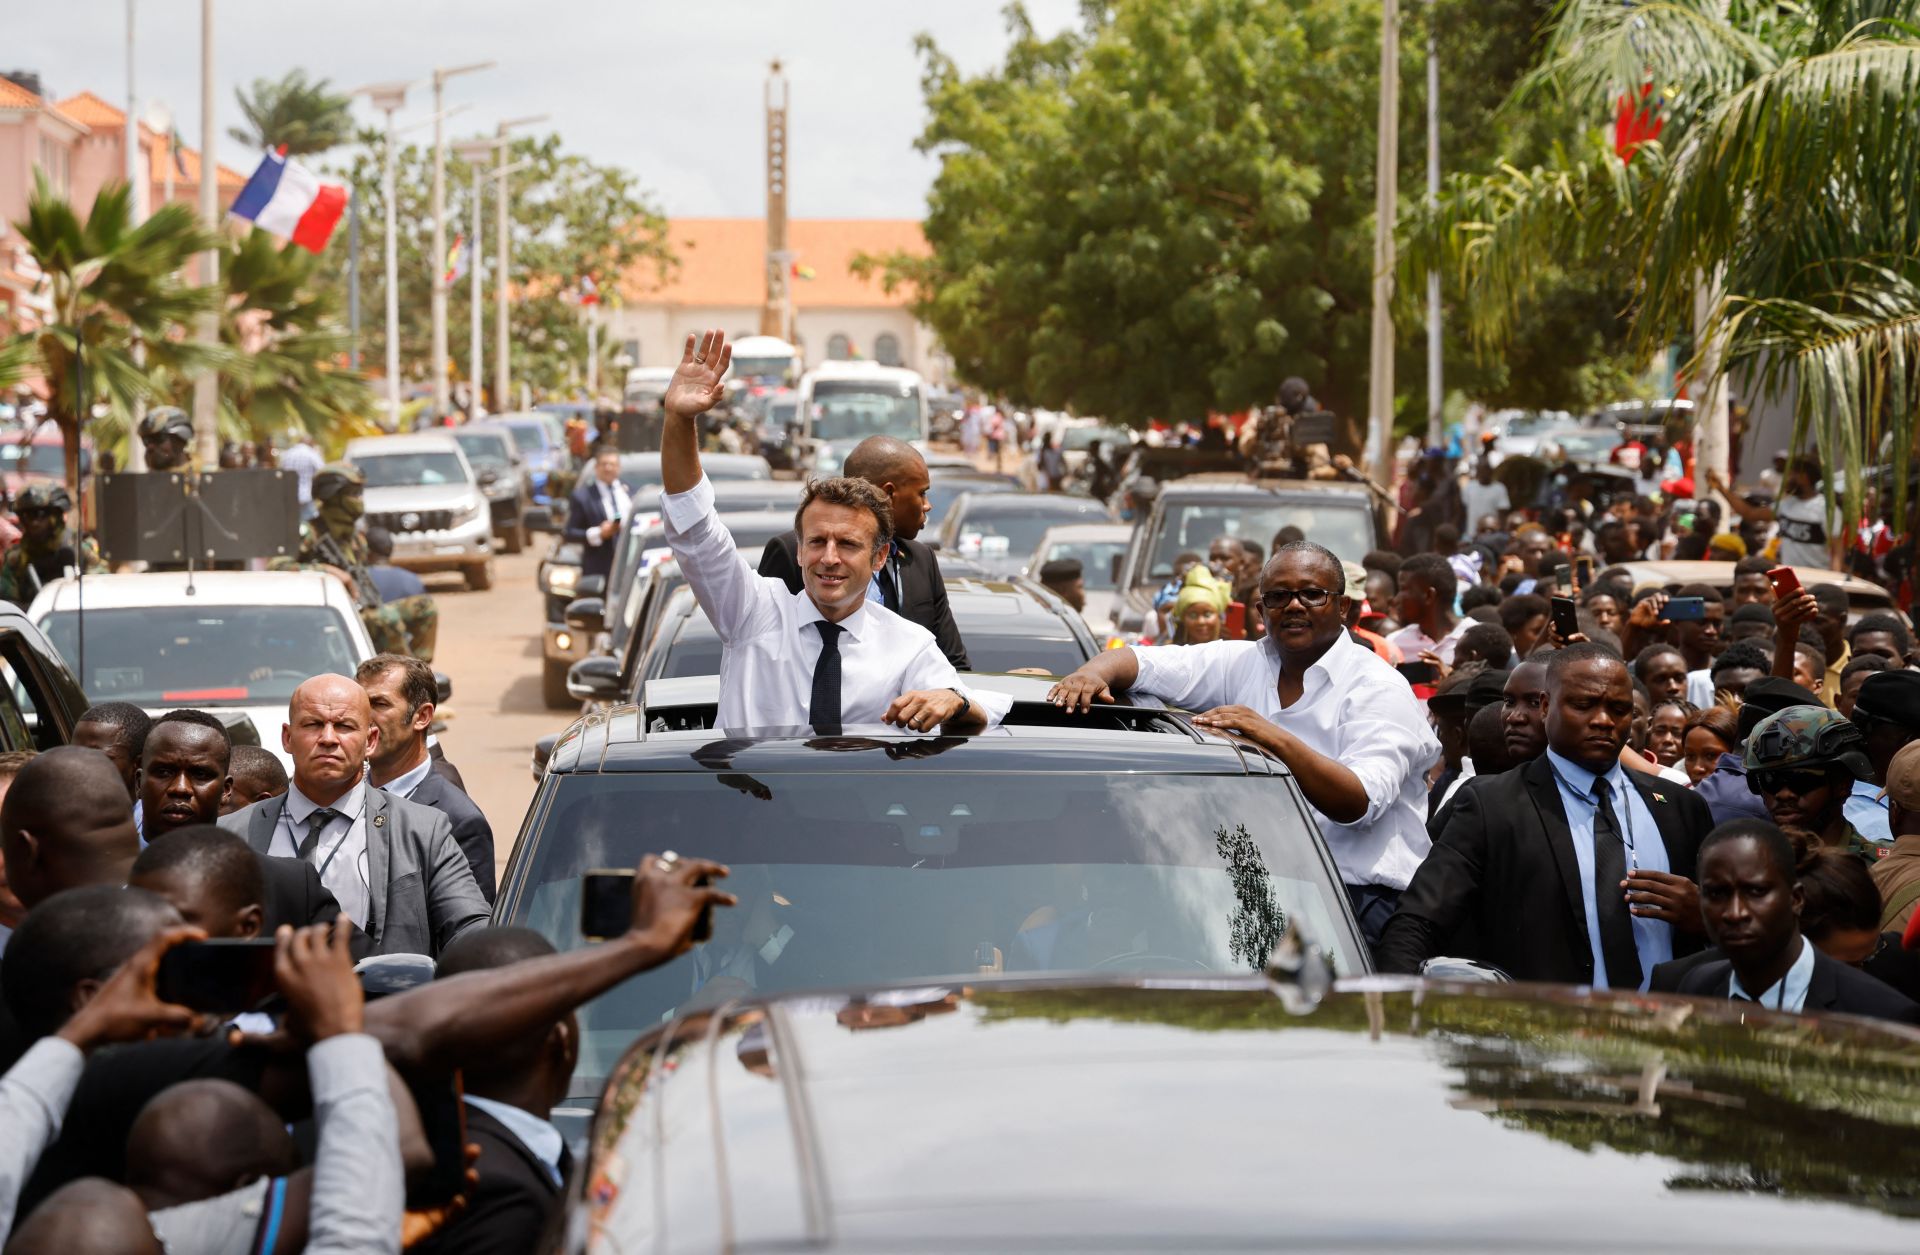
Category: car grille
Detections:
[{"x1": 368, "y1": 509, "x2": 454, "y2": 534}]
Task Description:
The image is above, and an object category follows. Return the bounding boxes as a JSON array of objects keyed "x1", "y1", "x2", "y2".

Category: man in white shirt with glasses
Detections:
[{"x1": 1049, "y1": 539, "x2": 1438, "y2": 944}]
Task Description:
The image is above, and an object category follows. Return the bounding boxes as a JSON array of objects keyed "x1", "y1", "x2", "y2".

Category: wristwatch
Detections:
[{"x1": 947, "y1": 688, "x2": 972, "y2": 721}]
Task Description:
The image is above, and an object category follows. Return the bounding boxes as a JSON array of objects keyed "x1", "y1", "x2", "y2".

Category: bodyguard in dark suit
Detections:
[
  {"x1": 1379, "y1": 644, "x2": 1713, "y2": 987},
  {"x1": 357, "y1": 654, "x2": 496, "y2": 901},
  {"x1": 758, "y1": 435, "x2": 970, "y2": 670},
  {"x1": 563, "y1": 445, "x2": 629, "y2": 582},
  {"x1": 1672, "y1": 818, "x2": 1920, "y2": 1024}
]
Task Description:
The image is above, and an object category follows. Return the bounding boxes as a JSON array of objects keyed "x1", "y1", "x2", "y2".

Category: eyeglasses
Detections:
[
  {"x1": 1752, "y1": 768, "x2": 1830, "y2": 796},
  {"x1": 1260, "y1": 588, "x2": 1337, "y2": 610}
]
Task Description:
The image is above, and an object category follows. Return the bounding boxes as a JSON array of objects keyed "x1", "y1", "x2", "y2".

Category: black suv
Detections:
[{"x1": 0, "y1": 602, "x2": 97, "y2": 750}]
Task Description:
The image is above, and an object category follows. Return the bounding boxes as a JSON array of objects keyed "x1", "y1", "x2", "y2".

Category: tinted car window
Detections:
[
  {"x1": 1148, "y1": 500, "x2": 1372, "y2": 579},
  {"x1": 354, "y1": 452, "x2": 468, "y2": 487},
  {"x1": 962, "y1": 634, "x2": 1092, "y2": 676},
  {"x1": 1039, "y1": 539, "x2": 1130, "y2": 590},
  {"x1": 505, "y1": 769, "x2": 1353, "y2": 1092},
  {"x1": 43, "y1": 606, "x2": 360, "y2": 706}
]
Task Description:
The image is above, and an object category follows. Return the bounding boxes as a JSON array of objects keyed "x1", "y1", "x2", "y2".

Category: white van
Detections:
[{"x1": 794, "y1": 360, "x2": 929, "y2": 476}]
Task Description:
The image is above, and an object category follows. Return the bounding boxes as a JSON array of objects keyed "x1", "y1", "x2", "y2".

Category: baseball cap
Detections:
[
  {"x1": 1852, "y1": 670, "x2": 1920, "y2": 733},
  {"x1": 1341, "y1": 561, "x2": 1367, "y2": 602},
  {"x1": 1884, "y1": 740, "x2": 1920, "y2": 808}
]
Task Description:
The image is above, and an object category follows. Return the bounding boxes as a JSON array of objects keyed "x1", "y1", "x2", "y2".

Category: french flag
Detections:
[{"x1": 229, "y1": 150, "x2": 348, "y2": 252}]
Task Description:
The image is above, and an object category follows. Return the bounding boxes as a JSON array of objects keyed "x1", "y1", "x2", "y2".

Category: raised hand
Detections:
[
  {"x1": 58, "y1": 924, "x2": 211, "y2": 1050},
  {"x1": 662, "y1": 330, "x2": 733, "y2": 419},
  {"x1": 630, "y1": 852, "x2": 735, "y2": 961},
  {"x1": 276, "y1": 916, "x2": 365, "y2": 1043}
]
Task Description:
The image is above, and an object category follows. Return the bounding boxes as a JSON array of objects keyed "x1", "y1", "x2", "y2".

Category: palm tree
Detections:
[
  {"x1": 5, "y1": 175, "x2": 229, "y2": 491},
  {"x1": 211, "y1": 228, "x2": 375, "y2": 447},
  {"x1": 229, "y1": 70, "x2": 353, "y2": 157},
  {"x1": 1409, "y1": 0, "x2": 1920, "y2": 528}
]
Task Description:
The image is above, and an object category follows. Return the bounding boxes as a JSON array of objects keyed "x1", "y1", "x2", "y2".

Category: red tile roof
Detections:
[
  {"x1": 55, "y1": 91, "x2": 246, "y2": 190},
  {"x1": 627, "y1": 219, "x2": 926, "y2": 310},
  {"x1": 0, "y1": 78, "x2": 43, "y2": 110}
]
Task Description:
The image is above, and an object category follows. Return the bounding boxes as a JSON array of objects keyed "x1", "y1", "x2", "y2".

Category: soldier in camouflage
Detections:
[
  {"x1": 0, "y1": 484, "x2": 106, "y2": 608},
  {"x1": 138, "y1": 407, "x2": 195, "y2": 473},
  {"x1": 1745, "y1": 705, "x2": 1885, "y2": 863},
  {"x1": 278, "y1": 464, "x2": 438, "y2": 662}
]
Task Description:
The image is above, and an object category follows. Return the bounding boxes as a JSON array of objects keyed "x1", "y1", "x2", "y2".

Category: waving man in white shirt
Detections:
[{"x1": 659, "y1": 330, "x2": 1006, "y2": 734}]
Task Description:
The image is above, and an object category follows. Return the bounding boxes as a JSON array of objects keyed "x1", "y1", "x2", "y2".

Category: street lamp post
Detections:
[
  {"x1": 1425, "y1": 0, "x2": 1443, "y2": 450},
  {"x1": 452, "y1": 137, "x2": 500, "y2": 420},
  {"x1": 190, "y1": 0, "x2": 219, "y2": 469},
  {"x1": 1365, "y1": 0, "x2": 1401, "y2": 485},
  {"x1": 358, "y1": 82, "x2": 411, "y2": 431},
  {"x1": 492, "y1": 114, "x2": 547, "y2": 413},
  {"x1": 430, "y1": 61, "x2": 494, "y2": 423}
]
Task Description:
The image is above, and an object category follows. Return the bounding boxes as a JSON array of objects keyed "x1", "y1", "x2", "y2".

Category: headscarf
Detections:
[{"x1": 1173, "y1": 564, "x2": 1231, "y2": 625}]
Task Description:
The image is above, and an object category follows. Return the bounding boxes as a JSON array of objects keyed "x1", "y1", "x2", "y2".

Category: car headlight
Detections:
[
  {"x1": 547, "y1": 564, "x2": 578, "y2": 595},
  {"x1": 453, "y1": 503, "x2": 482, "y2": 527}
]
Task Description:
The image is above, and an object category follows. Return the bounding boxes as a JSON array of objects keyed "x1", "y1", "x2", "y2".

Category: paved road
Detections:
[{"x1": 422, "y1": 545, "x2": 575, "y2": 888}]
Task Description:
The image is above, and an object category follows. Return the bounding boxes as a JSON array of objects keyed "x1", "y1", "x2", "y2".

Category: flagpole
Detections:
[
  {"x1": 126, "y1": 0, "x2": 150, "y2": 473},
  {"x1": 190, "y1": 0, "x2": 219, "y2": 470},
  {"x1": 469, "y1": 160, "x2": 483, "y2": 418},
  {"x1": 347, "y1": 195, "x2": 360, "y2": 372}
]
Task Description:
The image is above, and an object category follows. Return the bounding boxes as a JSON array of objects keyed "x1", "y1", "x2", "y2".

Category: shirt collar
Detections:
[
  {"x1": 463, "y1": 1095, "x2": 565, "y2": 1185},
  {"x1": 796, "y1": 592, "x2": 873, "y2": 643},
  {"x1": 286, "y1": 778, "x2": 366, "y2": 823},
  {"x1": 1545, "y1": 746, "x2": 1625, "y2": 798},
  {"x1": 384, "y1": 754, "x2": 434, "y2": 799},
  {"x1": 1729, "y1": 934, "x2": 1816, "y2": 1008}
]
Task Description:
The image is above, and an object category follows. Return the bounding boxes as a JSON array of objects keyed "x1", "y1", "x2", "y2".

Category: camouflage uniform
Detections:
[
  {"x1": 1744, "y1": 706, "x2": 1886, "y2": 863},
  {"x1": 138, "y1": 406, "x2": 195, "y2": 473},
  {"x1": 0, "y1": 484, "x2": 106, "y2": 608},
  {"x1": 273, "y1": 465, "x2": 438, "y2": 662}
]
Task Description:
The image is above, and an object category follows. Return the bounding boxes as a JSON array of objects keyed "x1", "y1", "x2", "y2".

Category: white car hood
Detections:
[{"x1": 363, "y1": 482, "x2": 478, "y2": 512}]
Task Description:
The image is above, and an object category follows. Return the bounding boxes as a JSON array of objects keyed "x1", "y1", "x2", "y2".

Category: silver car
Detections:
[{"x1": 345, "y1": 433, "x2": 494, "y2": 590}]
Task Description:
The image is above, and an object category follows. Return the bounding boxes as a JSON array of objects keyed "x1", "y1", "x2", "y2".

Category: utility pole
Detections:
[
  {"x1": 126, "y1": 0, "x2": 149, "y2": 473},
  {"x1": 190, "y1": 0, "x2": 219, "y2": 469},
  {"x1": 347, "y1": 198, "x2": 360, "y2": 371},
  {"x1": 1425, "y1": 0, "x2": 1442, "y2": 450},
  {"x1": 430, "y1": 61, "x2": 493, "y2": 423},
  {"x1": 357, "y1": 83, "x2": 410, "y2": 431},
  {"x1": 453, "y1": 138, "x2": 496, "y2": 420},
  {"x1": 492, "y1": 114, "x2": 546, "y2": 412},
  {"x1": 762, "y1": 61, "x2": 791, "y2": 343},
  {"x1": 1365, "y1": 0, "x2": 1401, "y2": 485}
]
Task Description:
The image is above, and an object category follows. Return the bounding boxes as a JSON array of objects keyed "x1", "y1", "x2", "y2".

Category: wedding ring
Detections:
[{"x1": 658, "y1": 850, "x2": 681, "y2": 869}]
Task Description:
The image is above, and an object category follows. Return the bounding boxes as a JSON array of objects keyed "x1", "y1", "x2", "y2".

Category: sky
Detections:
[{"x1": 12, "y1": 0, "x2": 1084, "y2": 220}]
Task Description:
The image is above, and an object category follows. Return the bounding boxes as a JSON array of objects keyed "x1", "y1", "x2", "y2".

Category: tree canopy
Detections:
[{"x1": 229, "y1": 70, "x2": 354, "y2": 157}]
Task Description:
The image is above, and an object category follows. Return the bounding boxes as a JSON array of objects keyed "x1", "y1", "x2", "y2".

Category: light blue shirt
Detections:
[
  {"x1": 464, "y1": 1095, "x2": 564, "y2": 1186},
  {"x1": 1543, "y1": 748, "x2": 1674, "y2": 990},
  {"x1": 1729, "y1": 934, "x2": 1817, "y2": 1013},
  {"x1": 1845, "y1": 778, "x2": 1893, "y2": 846}
]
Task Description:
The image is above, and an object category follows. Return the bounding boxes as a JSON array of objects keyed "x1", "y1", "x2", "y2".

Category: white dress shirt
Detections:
[
  {"x1": 380, "y1": 753, "x2": 434, "y2": 800},
  {"x1": 0, "y1": 1036, "x2": 84, "y2": 1235},
  {"x1": 1385, "y1": 618, "x2": 1465, "y2": 665},
  {"x1": 583, "y1": 477, "x2": 631, "y2": 546},
  {"x1": 1542, "y1": 748, "x2": 1674, "y2": 990},
  {"x1": 1728, "y1": 934, "x2": 1816, "y2": 1012},
  {"x1": 465, "y1": 1095, "x2": 565, "y2": 1186},
  {"x1": 270, "y1": 780, "x2": 372, "y2": 929},
  {"x1": 1130, "y1": 632, "x2": 1441, "y2": 890},
  {"x1": 661, "y1": 474, "x2": 1009, "y2": 731}
]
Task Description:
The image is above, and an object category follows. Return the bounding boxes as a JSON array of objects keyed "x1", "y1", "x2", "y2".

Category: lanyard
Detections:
[
  {"x1": 282, "y1": 802, "x2": 354, "y2": 881},
  {"x1": 1548, "y1": 760, "x2": 1639, "y2": 872}
]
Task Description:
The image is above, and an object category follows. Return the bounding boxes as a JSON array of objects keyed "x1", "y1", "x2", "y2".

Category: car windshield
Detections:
[
  {"x1": 0, "y1": 443, "x2": 67, "y2": 476},
  {"x1": 354, "y1": 451, "x2": 468, "y2": 487},
  {"x1": 1037, "y1": 538, "x2": 1129, "y2": 589},
  {"x1": 42, "y1": 605, "x2": 360, "y2": 706},
  {"x1": 808, "y1": 380, "x2": 921, "y2": 442},
  {"x1": 1062, "y1": 426, "x2": 1129, "y2": 452},
  {"x1": 452, "y1": 433, "x2": 512, "y2": 468},
  {"x1": 960, "y1": 632, "x2": 1091, "y2": 675},
  {"x1": 503, "y1": 424, "x2": 547, "y2": 455},
  {"x1": 505, "y1": 769, "x2": 1356, "y2": 1097},
  {"x1": 950, "y1": 499, "x2": 1110, "y2": 562},
  {"x1": 1146, "y1": 501, "x2": 1372, "y2": 580}
]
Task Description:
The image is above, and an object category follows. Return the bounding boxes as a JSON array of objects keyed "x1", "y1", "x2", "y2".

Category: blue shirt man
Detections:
[{"x1": 1543, "y1": 747, "x2": 1674, "y2": 990}]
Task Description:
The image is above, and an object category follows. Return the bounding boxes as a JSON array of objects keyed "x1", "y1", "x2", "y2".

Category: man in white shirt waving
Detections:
[
  {"x1": 1048, "y1": 539, "x2": 1438, "y2": 944},
  {"x1": 660, "y1": 330, "x2": 1006, "y2": 734}
]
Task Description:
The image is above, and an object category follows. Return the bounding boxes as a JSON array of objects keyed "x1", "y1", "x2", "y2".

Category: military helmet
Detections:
[
  {"x1": 311, "y1": 463, "x2": 365, "y2": 502},
  {"x1": 15, "y1": 483, "x2": 72, "y2": 515},
  {"x1": 138, "y1": 406, "x2": 193, "y2": 445},
  {"x1": 1744, "y1": 705, "x2": 1874, "y2": 783}
]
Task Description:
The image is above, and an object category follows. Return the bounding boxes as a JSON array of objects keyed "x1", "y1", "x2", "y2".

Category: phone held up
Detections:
[
  {"x1": 1660, "y1": 596, "x2": 1708, "y2": 622},
  {"x1": 581, "y1": 867, "x2": 714, "y2": 944},
  {"x1": 1767, "y1": 566, "x2": 1803, "y2": 599},
  {"x1": 1550, "y1": 595, "x2": 1579, "y2": 639},
  {"x1": 1395, "y1": 660, "x2": 1438, "y2": 686},
  {"x1": 156, "y1": 939, "x2": 279, "y2": 1015}
]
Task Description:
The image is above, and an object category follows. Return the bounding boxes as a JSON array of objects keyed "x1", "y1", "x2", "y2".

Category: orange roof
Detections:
[
  {"x1": 626, "y1": 218, "x2": 926, "y2": 310},
  {"x1": 54, "y1": 90, "x2": 124, "y2": 128},
  {"x1": 0, "y1": 78, "x2": 43, "y2": 109},
  {"x1": 55, "y1": 91, "x2": 246, "y2": 190}
]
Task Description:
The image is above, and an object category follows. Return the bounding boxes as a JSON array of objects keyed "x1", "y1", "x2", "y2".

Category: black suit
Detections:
[
  {"x1": 396, "y1": 762, "x2": 496, "y2": 904},
  {"x1": 428, "y1": 740, "x2": 466, "y2": 794},
  {"x1": 411, "y1": 1103, "x2": 566, "y2": 1255},
  {"x1": 563, "y1": 478, "x2": 627, "y2": 581},
  {"x1": 758, "y1": 530, "x2": 970, "y2": 670},
  {"x1": 1675, "y1": 948, "x2": 1920, "y2": 1025},
  {"x1": 1377, "y1": 756, "x2": 1713, "y2": 985},
  {"x1": 256, "y1": 851, "x2": 343, "y2": 931}
]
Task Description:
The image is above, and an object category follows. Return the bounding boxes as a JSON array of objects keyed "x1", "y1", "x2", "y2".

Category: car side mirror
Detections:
[
  {"x1": 433, "y1": 670, "x2": 452, "y2": 705},
  {"x1": 576, "y1": 573, "x2": 607, "y2": 599},
  {"x1": 566, "y1": 655, "x2": 623, "y2": 704},
  {"x1": 564, "y1": 596, "x2": 606, "y2": 635},
  {"x1": 477, "y1": 468, "x2": 500, "y2": 488}
]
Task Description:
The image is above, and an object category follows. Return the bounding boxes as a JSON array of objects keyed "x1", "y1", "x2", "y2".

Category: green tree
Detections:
[
  {"x1": 5, "y1": 176, "x2": 227, "y2": 490},
  {"x1": 1409, "y1": 0, "x2": 1920, "y2": 524},
  {"x1": 229, "y1": 70, "x2": 353, "y2": 157}
]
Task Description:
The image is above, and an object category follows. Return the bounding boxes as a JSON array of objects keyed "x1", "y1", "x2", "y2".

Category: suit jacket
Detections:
[
  {"x1": 219, "y1": 787, "x2": 491, "y2": 957},
  {"x1": 427, "y1": 740, "x2": 466, "y2": 794},
  {"x1": 256, "y1": 851, "x2": 343, "y2": 931},
  {"x1": 1675, "y1": 948, "x2": 1920, "y2": 1025},
  {"x1": 411, "y1": 1103, "x2": 566, "y2": 1255},
  {"x1": 397, "y1": 762, "x2": 496, "y2": 904},
  {"x1": 563, "y1": 479, "x2": 624, "y2": 581},
  {"x1": 758, "y1": 530, "x2": 970, "y2": 670},
  {"x1": 1377, "y1": 755, "x2": 1713, "y2": 985}
]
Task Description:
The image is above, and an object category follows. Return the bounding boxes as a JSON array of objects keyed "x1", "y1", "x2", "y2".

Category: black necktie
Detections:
[
  {"x1": 879, "y1": 555, "x2": 899, "y2": 611},
  {"x1": 1590, "y1": 778, "x2": 1642, "y2": 990},
  {"x1": 810, "y1": 621, "x2": 845, "y2": 733},
  {"x1": 298, "y1": 808, "x2": 341, "y2": 859}
]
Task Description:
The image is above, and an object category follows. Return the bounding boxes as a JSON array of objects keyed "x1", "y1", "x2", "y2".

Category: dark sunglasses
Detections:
[
  {"x1": 1260, "y1": 588, "x2": 1338, "y2": 610},
  {"x1": 1753, "y1": 768, "x2": 1829, "y2": 796}
]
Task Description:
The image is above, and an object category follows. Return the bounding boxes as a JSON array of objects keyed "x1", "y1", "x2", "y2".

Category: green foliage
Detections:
[
  {"x1": 229, "y1": 70, "x2": 354, "y2": 157},
  {"x1": 315, "y1": 130, "x2": 672, "y2": 403}
]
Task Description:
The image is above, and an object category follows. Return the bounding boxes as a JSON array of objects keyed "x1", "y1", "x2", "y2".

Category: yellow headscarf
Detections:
[{"x1": 1174, "y1": 564, "x2": 1232, "y2": 623}]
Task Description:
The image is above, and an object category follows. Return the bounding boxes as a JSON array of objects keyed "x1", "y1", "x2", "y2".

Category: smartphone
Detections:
[
  {"x1": 1548, "y1": 561, "x2": 1573, "y2": 596},
  {"x1": 1573, "y1": 555, "x2": 1595, "y2": 588},
  {"x1": 156, "y1": 939, "x2": 278, "y2": 1015},
  {"x1": 405, "y1": 1073, "x2": 469, "y2": 1209},
  {"x1": 1767, "y1": 566, "x2": 1802, "y2": 598},
  {"x1": 1550, "y1": 595, "x2": 1580, "y2": 638},
  {"x1": 1661, "y1": 596, "x2": 1707, "y2": 622},
  {"x1": 1224, "y1": 602, "x2": 1248, "y2": 641},
  {"x1": 581, "y1": 867, "x2": 714, "y2": 943},
  {"x1": 1396, "y1": 660, "x2": 1439, "y2": 685}
]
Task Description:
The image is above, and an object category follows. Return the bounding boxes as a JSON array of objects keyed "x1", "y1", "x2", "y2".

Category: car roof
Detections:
[
  {"x1": 1033, "y1": 522, "x2": 1133, "y2": 543},
  {"x1": 1155, "y1": 477, "x2": 1373, "y2": 501},
  {"x1": 951, "y1": 492, "x2": 1112, "y2": 517},
  {"x1": 345, "y1": 433, "x2": 462, "y2": 456},
  {"x1": 453, "y1": 423, "x2": 517, "y2": 442},
  {"x1": 944, "y1": 576, "x2": 1089, "y2": 630},
  {"x1": 27, "y1": 570, "x2": 362, "y2": 615},
  {"x1": 586, "y1": 975, "x2": 1920, "y2": 1251}
]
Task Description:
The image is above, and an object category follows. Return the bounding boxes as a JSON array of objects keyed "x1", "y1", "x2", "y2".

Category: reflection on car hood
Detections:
[
  {"x1": 579, "y1": 977, "x2": 1920, "y2": 1251},
  {"x1": 363, "y1": 483, "x2": 477, "y2": 511}
]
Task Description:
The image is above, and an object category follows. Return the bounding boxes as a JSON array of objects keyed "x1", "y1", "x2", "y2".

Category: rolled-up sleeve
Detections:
[
  {"x1": 1338, "y1": 674, "x2": 1441, "y2": 826},
  {"x1": 660, "y1": 475, "x2": 776, "y2": 645},
  {"x1": 305, "y1": 1033, "x2": 401, "y2": 1255},
  {"x1": 900, "y1": 642, "x2": 1011, "y2": 729},
  {"x1": 0, "y1": 1037, "x2": 84, "y2": 1235},
  {"x1": 1130, "y1": 642, "x2": 1253, "y2": 711}
]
